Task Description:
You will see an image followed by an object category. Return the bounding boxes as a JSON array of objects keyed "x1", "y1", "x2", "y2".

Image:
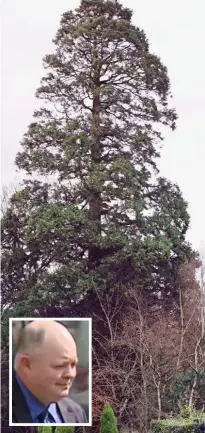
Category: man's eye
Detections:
[{"x1": 54, "y1": 363, "x2": 76, "y2": 368}]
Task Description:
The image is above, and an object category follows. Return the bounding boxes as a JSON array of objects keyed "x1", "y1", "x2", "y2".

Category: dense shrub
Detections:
[
  {"x1": 100, "y1": 403, "x2": 118, "y2": 433},
  {"x1": 37, "y1": 427, "x2": 74, "y2": 433},
  {"x1": 55, "y1": 427, "x2": 74, "y2": 433},
  {"x1": 149, "y1": 419, "x2": 205, "y2": 433},
  {"x1": 37, "y1": 427, "x2": 52, "y2": 433}
]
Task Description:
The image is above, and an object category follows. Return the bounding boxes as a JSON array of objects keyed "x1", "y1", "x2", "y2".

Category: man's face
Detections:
[{"x1": 25, "y1": 334, "x2": 78, "y2": 405}]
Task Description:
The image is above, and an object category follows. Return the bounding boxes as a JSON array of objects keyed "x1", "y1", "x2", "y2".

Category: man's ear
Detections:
[{"x1": 19, "y1": 354, "x2": 31, "y2": 371}]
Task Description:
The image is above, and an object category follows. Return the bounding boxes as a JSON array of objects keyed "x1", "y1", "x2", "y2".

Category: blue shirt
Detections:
[{"x1": 16, "y1": 374, "x2": 63, "y2": 423}]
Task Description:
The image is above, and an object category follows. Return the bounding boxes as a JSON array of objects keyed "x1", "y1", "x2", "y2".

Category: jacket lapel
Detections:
[{"x1": 58, "y1": 399, "x2": 77, "y2": 423}]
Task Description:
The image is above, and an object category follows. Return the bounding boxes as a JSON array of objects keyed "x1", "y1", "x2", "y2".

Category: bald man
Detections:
[{"x1": 12, "y1": 320, "x2": 88, "y2": 424}]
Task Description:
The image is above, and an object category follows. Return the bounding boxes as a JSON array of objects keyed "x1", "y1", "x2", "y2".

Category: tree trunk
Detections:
[
  {"x1": 157, "y1": 381, "x2": 162, "y2": 420},
  {"x1": 88, "y1": 39, "x2": 102, "y2": 265}
]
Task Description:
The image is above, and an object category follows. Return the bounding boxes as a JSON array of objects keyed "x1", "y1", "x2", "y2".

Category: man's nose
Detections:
[{"x1": 63, "y1": 365, "x2": 76, "y2": 379}]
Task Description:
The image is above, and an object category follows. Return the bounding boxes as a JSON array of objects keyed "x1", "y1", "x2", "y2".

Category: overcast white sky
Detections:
[{"x1": 1, "y1": 0, "x2": 205, "y2": 252}]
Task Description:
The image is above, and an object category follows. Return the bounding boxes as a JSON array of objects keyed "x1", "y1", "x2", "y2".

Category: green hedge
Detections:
[
  {"x1": 37, "y1": 428, "x2": 74, "y2": 433},
  {"x1": 149, "y1": 419, "x2": 205, "y2": 433},
  {"x1": 37, "y1": 427, "x2": 52, "y2": 433},
  {"x1": 55, "y1": 427, "x2": 74, "y2": 433}
]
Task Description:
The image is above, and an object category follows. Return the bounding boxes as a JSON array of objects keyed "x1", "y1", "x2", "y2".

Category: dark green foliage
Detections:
[
  {"x1": 100, "y1": 403, "x2": 118, "y2": 433},
  {"x1": 1, "y1": 0, "x2": 195, "y2": 320}
]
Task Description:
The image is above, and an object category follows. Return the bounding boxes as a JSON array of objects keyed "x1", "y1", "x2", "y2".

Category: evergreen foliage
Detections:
[
  {"x1": 1, "y1": 0, "x2": 195, "y2": 318},
  {"x1": 100, "y1": 403, "x2": 119, "y2": 433}
]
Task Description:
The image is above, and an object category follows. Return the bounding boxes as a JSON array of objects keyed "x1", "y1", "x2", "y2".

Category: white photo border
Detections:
[{"x1": 9, "y1": 317, "x2": 92, "y2": 427}]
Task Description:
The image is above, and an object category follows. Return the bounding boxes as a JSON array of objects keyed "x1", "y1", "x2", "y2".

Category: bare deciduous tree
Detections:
[{"x1": 177, "y1": 259, "x2": 205, "y2": 407}]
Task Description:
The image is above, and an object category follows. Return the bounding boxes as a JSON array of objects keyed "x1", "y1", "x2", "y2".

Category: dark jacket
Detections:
[{"x1": 12, "y1": 375, "x2": 88, "y2": 424}]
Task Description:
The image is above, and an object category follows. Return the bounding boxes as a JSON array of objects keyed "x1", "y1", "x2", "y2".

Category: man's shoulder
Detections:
[
  {"x1": 58, "y1": 396, "x2": 88, "y2": 423},
  {"x1": 60, "y1": 396, "x2": 83, "y2": 411}
]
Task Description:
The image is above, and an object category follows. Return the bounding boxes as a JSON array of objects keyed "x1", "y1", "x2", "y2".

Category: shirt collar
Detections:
[
  {"x1": 16, "y1": 374, "x2": 48, "y2": 421},
  {"x1": 49, "y1": 402, "x2": 62, "y2": 421}
]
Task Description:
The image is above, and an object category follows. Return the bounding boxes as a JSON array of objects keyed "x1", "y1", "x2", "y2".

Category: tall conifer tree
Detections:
[{"x1": 2, "y1": 0, "x2": 194, "y2": 315}]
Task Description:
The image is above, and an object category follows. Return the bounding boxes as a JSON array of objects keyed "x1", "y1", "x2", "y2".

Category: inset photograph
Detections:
[{"x1": 9, "y1": 318, "x2": 92, "y2": 426}]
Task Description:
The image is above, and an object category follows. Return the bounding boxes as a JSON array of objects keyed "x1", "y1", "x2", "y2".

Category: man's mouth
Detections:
[{"x1": 57, "y1": 381, "x2": 72, "y2": 387}]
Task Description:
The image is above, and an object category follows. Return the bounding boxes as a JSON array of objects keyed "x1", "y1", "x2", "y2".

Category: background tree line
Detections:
[{"x1": 1, "y1": 0, "x2": 204, "y2": 432}]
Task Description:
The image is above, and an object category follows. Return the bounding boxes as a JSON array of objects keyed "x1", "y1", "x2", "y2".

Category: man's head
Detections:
[{"x1": 14, "y1": 320, "x2": 78, "y2": 405}]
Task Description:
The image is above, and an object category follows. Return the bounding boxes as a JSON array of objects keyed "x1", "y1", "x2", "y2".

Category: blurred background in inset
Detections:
[
  {"x1": 60, "y1": 319, "x2": 90, "y2": 420},
  {"x1": 12, "y1": 319, "x2": 90, "y2": 420}
]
